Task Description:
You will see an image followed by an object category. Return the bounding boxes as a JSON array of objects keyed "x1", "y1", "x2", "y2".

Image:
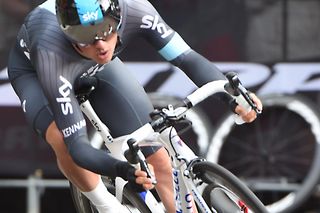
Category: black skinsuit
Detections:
[{"x1": 7, "y1": 0, "x2": 226, "y2": 177}]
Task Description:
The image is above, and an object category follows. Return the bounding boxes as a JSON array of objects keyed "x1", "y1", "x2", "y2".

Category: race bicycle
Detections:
[
  {"x1": 146, "y1": 86, "x2": 320, "y2": 213},
  {"x1": 70, "y1": 72, "x2": 268, "y2": 212}
]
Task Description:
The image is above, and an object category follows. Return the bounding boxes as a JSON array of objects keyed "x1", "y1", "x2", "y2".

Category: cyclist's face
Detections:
[{"x1": 73, "y1": 32, "x2": 118, "y2": 64}]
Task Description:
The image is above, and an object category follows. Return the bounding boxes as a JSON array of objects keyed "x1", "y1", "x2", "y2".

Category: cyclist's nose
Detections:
[{"x1": 93, "y1": 40, "x2": 105, "y2": 48}]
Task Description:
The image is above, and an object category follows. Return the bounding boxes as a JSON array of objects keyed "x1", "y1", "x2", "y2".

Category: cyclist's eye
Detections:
[
  {"x1": 76, "y1": 26, "x2": 115, "y2": 47},
  {"x1": 108, "y1": 25, "x2": 113, "y2": 35}
]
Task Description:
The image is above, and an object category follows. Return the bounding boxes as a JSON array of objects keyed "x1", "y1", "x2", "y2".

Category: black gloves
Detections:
[{"x1": 115, "y1": 161, "x2": 145, "y2": 192}]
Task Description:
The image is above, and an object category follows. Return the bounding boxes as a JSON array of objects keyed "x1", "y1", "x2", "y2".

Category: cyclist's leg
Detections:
[
  {"x1": 7, "y1": 42, "x2": 114, "y2": 211},
  {"x1": 145, "y1": 147, "x2": 175, "y2": 212},
  {"x1": 46, "y1": 122, "x2": 128, "y2": 212},
  {"x1": 89, "y1": 57, "x2": 175, "y2": 212},
  {"x1": 9, "y1": 74, "x2": 124, "y2": 212}
]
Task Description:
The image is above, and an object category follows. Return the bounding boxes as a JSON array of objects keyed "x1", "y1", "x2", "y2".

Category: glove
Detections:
[
  {"x1": 115, "y1": 161, "x2": 145, "y2": 192},
  {"x1": 214, "y1": 92, "x2": 238, "y2": 113}
]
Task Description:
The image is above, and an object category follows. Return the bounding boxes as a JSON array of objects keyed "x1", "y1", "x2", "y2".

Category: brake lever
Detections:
[
  {"x1": 225, "y1": 72, "x2": 261, "y2": 114},
  {"x1": 126, "y1": 139, "x2": 157, "y2": 185},
  {"x1": 237, "y1": 83, "x2": 262, "y2": 114}
]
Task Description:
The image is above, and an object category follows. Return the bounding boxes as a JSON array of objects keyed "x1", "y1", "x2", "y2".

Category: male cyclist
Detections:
[{"x1": 7, "y1": 0, "x2": 262, "y2": 212}]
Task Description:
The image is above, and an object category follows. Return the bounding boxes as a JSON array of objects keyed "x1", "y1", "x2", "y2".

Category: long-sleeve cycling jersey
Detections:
[{"x1": 8, "y1": 0, "x2": 227, "y2": 177}]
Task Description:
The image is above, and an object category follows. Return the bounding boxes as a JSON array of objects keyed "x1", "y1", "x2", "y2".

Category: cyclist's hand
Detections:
[
  {"x1": 134, "y1": 164, "x2": 155, "y2": 190},
  {"x1": 235, "y1": 93, "x2": 263, "y2": 123},
  {"x1": 116, "y1": 161, "x2": 155, "y2": 192}
]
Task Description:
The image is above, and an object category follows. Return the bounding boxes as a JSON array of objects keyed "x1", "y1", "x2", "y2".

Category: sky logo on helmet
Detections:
[
  {"x1": 75, "y1": 0, "x2": 104, "y2": 25},
  {"x1": 82, "y1": 11, "x2": 100, "y2": 23}
]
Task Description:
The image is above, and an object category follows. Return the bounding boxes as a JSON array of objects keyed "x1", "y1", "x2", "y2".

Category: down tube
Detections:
[
  {"x1": 173, "y1": 168, "x2": 193, "y2": 212},
  {"x1": 162, "y1": 128, "x2": 213, "y2": 212},
  {"x1": 173, "y1": 168, "x2": 213, "y2": 213}
]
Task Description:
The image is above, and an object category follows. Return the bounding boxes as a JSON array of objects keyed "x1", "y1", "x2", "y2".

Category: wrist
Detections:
[{"x1": 115, "y1": 161, "x2": 135, "y2": 181}]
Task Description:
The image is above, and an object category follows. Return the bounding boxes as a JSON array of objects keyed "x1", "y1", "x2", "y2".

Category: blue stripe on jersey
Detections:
[
  {"x1": 39, "y1": 0, "x2": 56, "y2": 14},
  {"x1": 74, "y1": 0, "x2": 104, "y2": 25},
  {"x1": 158, "y1": 33, "x2": 190, "y2": 61}
]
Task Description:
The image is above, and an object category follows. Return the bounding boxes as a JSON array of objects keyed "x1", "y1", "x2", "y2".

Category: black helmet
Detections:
[{"x1": 56, "y1": 0, "x2": 121, "y2": 44}]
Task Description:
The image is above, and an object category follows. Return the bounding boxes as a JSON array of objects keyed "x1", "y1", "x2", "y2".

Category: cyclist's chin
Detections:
[{"x1": 94, "y1": 52, "x2": 113, "y2": 64}]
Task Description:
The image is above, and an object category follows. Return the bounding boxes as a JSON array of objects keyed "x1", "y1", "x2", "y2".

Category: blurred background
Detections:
[{"x1": 1, "y1": 0, "x2": 320, "y2": 212}]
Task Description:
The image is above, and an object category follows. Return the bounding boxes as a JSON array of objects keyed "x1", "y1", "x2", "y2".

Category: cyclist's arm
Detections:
[
  {"x1": 32, "y1": 47, "x2": 138, "y2": 182},
  {"x1": 135, "y1": 1, "x2": 262, "y2": 116},
  {"x1": 125, "y1": 0, "x2": 225, "y2": 85},
  {"x1": 136, "y1": 11, "x2": 233, "y2": 105}
]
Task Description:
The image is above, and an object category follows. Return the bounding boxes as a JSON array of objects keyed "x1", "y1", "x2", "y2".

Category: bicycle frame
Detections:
[
  {"x1": 79, "y1": 76, "x2": 256, "y2": 213},
  {"x1": 81, "y1": 98, "x2": 214, "y2": 212}
]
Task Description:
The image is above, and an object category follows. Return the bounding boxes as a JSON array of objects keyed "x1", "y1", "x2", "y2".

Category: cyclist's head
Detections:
[{"x1": 55, "y1": 0, "x2": 121, "y2": 46}]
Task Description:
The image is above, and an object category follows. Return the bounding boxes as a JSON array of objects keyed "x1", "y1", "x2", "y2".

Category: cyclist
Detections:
[{"x1": 7, "y1": 0, "x2": 263, "y2": 212}]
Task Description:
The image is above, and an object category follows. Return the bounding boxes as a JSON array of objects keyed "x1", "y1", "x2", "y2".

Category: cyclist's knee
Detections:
[
  {"x1": 147, "y1": 147, "x2": 171, "y2": 173},
  {"x1": 45, "y1": 121, "x2": 65, "y2": 151}
]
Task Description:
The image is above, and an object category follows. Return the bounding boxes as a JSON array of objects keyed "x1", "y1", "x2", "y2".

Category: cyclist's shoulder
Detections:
[
  {"x1": 22, "y1": 0, "x2": 59, "y2": 42},
  {"x1": 118, "y1": 0, "x2": 176, "y2": 49},
  {"x1": 17, "y1": 9, "x2": 82, "y2": 64},
  {"x1": 25, "y1": 4, "x2": 56, "y2": 26},
  {"x1": 122, "y1": 0, "x2": 157, "y2": 12},
  {"x1": 20, "y1": 7, "x2": 60, "y2": 47},
  {"x1": 120, "y1": 0, "x2": 164, "y2": 29}
]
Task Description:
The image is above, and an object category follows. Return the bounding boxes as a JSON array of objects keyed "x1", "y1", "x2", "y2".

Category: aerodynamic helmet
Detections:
[{"x1": 56, "y1": 0, "x2": 121, "y2": 45}]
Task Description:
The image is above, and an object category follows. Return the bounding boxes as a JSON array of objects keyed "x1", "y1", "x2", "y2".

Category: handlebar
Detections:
[
  {"x1": 126, "y1": 72, "x2": 259, "y2": 180},
  {"x1": 149, "y1": 72, "x2": 260, "y2": 131}
]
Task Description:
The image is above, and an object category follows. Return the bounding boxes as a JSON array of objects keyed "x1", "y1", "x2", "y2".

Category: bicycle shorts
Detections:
[{"x1": 7, "y1": 40, "x2": 161, "y2": 157}]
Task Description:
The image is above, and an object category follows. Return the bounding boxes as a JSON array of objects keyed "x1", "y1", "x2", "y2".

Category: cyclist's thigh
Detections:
[
  {"x1": 88, "y1": 58, "x2": 160, "y2": 156},
  {"x1": 8, "y1": 41, "x2": 53, "y2": 139},
  {"x1": 89, "y1": 57, "x2": 154, "y2": 136}
]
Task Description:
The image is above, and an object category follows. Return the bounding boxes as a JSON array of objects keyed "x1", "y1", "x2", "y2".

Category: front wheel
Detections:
[
  {"x1": 207, "y1": 94, "x2": 320, "y2": 212},
  {"x1": 193, "y1": 161, "x2": 268, "y2": 213}
]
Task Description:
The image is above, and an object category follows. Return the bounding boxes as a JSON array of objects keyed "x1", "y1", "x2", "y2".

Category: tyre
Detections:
[
  {"x1": 70, "y1": 176, "x2": 152, "y2": 213},
  {"x1": 193, "y1": 161, "x2": 268, "y2": 213},
  {"x1": 206, "y1": 94, "x2": 320, "y2": 212}
]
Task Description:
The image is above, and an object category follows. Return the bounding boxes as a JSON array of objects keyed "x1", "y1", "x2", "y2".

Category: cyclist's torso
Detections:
[{"x1": 11, "y1": 0, "x2": 189, "y2": 143}]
